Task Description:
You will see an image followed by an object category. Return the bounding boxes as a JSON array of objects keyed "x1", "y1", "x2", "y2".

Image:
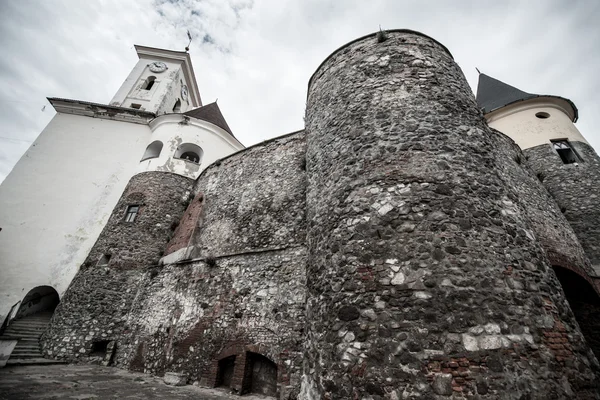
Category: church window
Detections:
[
  {"x1": 140, "y1": 141, "x2": 163, "y2": 161},
  {"x1": 174, "y1": 143, "x2": 203, "y2": 165},
  {"x1": 125, "y1": 205, "x2": 139, "y2": 222},
  {"x1": 130, "y1": 103, "x2": 142, "y2": 109},
  {"x1": 142, "y1": 76, "x2": 156, "y2": 90},
  {"x1": 551, "y1": 140, "x2": 580, "y2": 164},
  {"x1": 181, "y1": 151, "x2": 200, "y2": 163},
  {"x1": 173, "y1": 99, "x2": 182, "y2": 113}
]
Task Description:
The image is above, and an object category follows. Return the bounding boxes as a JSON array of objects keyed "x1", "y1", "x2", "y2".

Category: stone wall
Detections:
[
  {"x1": 40, "y1": 133, "x2": 306, "y2": 399},
  {"x1": 303, "y1": 30, "x2": 599, "y2": 399},
  {"x1": 41, "y1": 171, "x2": 194, "y2": 361},
  {"x1": 525, "y1": 141, "x2": 600, "y2": 277},
  {"x1": 118, "y1": 250, "x2": 305, "y2": 399},
  {"x1": 190, "y1": 131, "x2": 306, "y2": 257}
]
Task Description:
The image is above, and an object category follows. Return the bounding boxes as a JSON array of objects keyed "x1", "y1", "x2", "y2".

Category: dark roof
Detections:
[
  {"x1": 184, "y1": 102, "x2": 235, "y2": 137},
  {"x1": 475, "y1": 74, "x2": 578, "y2": 121}
]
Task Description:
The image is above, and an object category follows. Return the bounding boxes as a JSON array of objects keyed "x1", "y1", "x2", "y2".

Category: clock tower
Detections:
[{"x1": 109, "y1": 45, "x2": 202, "y2": 114}]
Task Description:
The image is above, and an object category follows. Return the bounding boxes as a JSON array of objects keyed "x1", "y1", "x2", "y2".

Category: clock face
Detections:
[
  {"x1": 181, "y1": 85, "x2": 189, "y2": 101},
  {"x1": 149, "y1": 61, "x2": 168, "y2": 73}
]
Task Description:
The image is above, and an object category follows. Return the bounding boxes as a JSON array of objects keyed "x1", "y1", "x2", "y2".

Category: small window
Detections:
[
  {"x1": 173, "y1": 99, "x2": 181, "y2": 113},
  {"x1": 174, "y1": 143, "x2": 203, "y2": 165},
  {"x1": 143, "y1": 76, "x2": 156, "y2": 90},
  {"x1": 140, "y1": 140, "x2": 163, "y2": 161},
  {"x1": 130, "y1": 103, "x2": 142, "y2": 109},
  {"x1": 125, "y1": 205, "x2": 139, "y2": 222},
  {"x1": 551, "y1": 140, "x2": 580, "y2": 164},
  {"x1": 180, "y1": 151, "x2": 200, "y2": 163},
  {"x1": 536, "y1": 112, "x2": 550, "y2": 119},
  {"x1": 97, "y1": 254, "x2": 111, "y2": 266}
]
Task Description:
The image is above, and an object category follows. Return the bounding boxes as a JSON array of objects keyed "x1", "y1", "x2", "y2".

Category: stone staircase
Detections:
[{"x1": 0, "y1": 312, "x2": 64, "y2": 365}]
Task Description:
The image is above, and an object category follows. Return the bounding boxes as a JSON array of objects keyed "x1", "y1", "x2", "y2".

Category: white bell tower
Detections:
[{"x1": 110, "y1": 45, "x2": 202, "y2": 114}]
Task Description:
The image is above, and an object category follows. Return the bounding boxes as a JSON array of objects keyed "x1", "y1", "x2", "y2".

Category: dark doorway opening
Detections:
[
  {"x1": 553, "y1": 267, "x2": 600, "y2": 359},
  {"x1": 91, "y1": 340, "x2": 110, "y2": 357},
  {"x1": 242, "y1": 352, "x2": 278, "y2": 397},
  {"x1": 216, "y1": 355, "x2": 236, "y2": 388},
  {"x1": 15, "y1": 286, "x2": 60, "y2": 319}
]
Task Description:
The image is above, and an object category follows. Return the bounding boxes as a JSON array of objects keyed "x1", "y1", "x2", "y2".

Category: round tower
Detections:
[
  {"x1": 477, "y1": 74, "x2": 600, "y2": 277},
  {"x1": 303, "y1": 30, "x2": 599, "y2": 399},
  {"x1": 40, "y1": 44, "x2": 243, "y2": 362},
  {"x1": 41, "y1": 103, "x2": 243, "y2": 361},
  {"x1": 477, "y1": 75, "x2": 600, "y2": 360}
]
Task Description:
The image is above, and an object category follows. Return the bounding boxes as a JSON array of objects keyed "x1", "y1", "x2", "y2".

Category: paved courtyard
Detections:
[{"x1": 0, "y1": 364, "x2": 273, "y2": 400}]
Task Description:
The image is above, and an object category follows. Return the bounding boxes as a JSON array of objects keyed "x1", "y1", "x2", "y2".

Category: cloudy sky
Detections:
[{"x1": 0, "y1": 0, "x2": 598, "y2": 182}]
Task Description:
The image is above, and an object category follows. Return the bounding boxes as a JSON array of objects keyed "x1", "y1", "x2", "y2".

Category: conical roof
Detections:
[
  {"x1": 184, "y1": 102, "x2": 235, "y2": 137},
  {"x1": 475, "y1": 73, "x2": 578, "y2": 121}
]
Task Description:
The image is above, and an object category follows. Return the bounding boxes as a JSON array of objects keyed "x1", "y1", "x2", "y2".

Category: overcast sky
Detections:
[{"x1": 0, "y1": 0, "x2": 599, "y2": 183}]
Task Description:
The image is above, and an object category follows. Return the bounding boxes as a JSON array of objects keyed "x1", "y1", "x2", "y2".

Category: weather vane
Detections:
[{"x1": 185, "y1": 30, "x2": 192, "y2": 52}]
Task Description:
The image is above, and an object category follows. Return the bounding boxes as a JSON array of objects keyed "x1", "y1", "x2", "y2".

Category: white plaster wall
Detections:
[
  {"x1": 110, "y1": 57, "x2": 192, "y2": 115},
  {"x1": 486, "y1": 99, "x2": 588, "y2": 150},
  {"x1": 0, "y1": 113, "x2": 151, "y2": 322},
  {"x1": 137, "y1": 115, "x2": 244, "y2": 179},
  {"x1": 0, "y1": 340, "x2": 17, "y2": 367}
]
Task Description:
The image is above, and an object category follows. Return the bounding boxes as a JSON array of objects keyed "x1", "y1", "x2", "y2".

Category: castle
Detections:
[{"x1": 1, "y1": 29, "x2": 599, "y2": 399}]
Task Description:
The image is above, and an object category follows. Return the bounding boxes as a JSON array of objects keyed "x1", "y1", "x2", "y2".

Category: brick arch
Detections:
[
  {"x1": 214, "y1": 343, "x2": 279, "y2": 365},
  {"x1": 205, "y1": 342, "x2": 281, "y2": 396},
  {"x1": 547, "y1": 250, "x2": 600, "y2": 297},
  {"x1": 552, "y1": 265, "x2": 600, "y2": 361}
]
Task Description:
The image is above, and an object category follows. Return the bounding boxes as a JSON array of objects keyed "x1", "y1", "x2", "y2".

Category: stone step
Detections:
[
  {"x1": 1, "y1": 332, "x2": 41, "y2": 338},
  {"x1": 12, "y1": 346, "x2": 40, "y2": 351},
  {"x1": 9, "y1": 317, "x2": 50, "y2": 322},
  {"x1": 6, "y1": 322, "x2": 48, "y2": 328},
  {"x1": 10, "y1": 320, "x2": 51, "y2": 325},
  {"x1": 8, "y1": 352, "x2": 44, "y2": 359},
  {"x1": 11, "y1": 352, "x2": 43, "y2": 358},
  {"x1": 5, "y1": 358, "x2": 66, "y2": 366},
  {"x1": 5, "y1": 323, "x2": 47, "y2": 327},
  {"x1": 13, "y1": 343, "x2": 40, "y2": 351},
  {"x1": 13, "y1": 343, "x2": 40, "y2": 349},
  {"x1": 4, "y1": 329, "x2": 46, "y2": 335}
]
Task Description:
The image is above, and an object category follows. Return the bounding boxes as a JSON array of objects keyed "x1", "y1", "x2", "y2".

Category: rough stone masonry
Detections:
[{"x1": 42, "y1": 30, "x2": 600, "y2": 399}]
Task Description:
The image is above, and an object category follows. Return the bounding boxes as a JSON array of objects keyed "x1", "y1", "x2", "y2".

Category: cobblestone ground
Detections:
[{"x1": 0, "y1": 364, "x2": 272, "y2": 400}]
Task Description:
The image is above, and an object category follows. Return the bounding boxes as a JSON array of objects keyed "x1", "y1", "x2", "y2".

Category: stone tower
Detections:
[
  {"x1": 477, "y1": 73, "x2": 600, "y2": 361},
  {"x1": 303, "y1": 30, "x2": 599, "y2": 398}
]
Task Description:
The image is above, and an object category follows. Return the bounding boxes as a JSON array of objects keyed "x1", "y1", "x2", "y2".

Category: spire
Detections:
[
  {"x1": 476, "y1": 74, "x2": 536, "y2": 114},
  {"x1": 475, "y1": 73, "x2": 578, "y2": 121}
]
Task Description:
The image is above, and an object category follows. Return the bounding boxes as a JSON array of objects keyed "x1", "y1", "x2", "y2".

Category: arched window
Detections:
[
  {"x1": 173, "y1": 99, "x2": 182, "y2": 113},
  {"x1": 142, "y1": 76, "x2": 156, "y2": 90},
  {"x1": 140, "y1": 140, "x2": 163, "y2": 161},
  {"x1": 174, "y1": 143, "x2": 203, "y2": 164}
]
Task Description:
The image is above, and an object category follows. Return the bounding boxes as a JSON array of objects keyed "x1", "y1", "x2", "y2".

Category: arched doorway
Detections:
[
  {"x1": 216, "y1": 355, "x2": 236, "y2": 389},
  {"x1": 242, "y1": 352, "x2": 278, "y2": 397},
  {"x1": 15, "y1": 286, "x2": 59, "y2": 319},
  {"x1": 553, "y1": 267, "x2": 600, "y2": 359}
]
